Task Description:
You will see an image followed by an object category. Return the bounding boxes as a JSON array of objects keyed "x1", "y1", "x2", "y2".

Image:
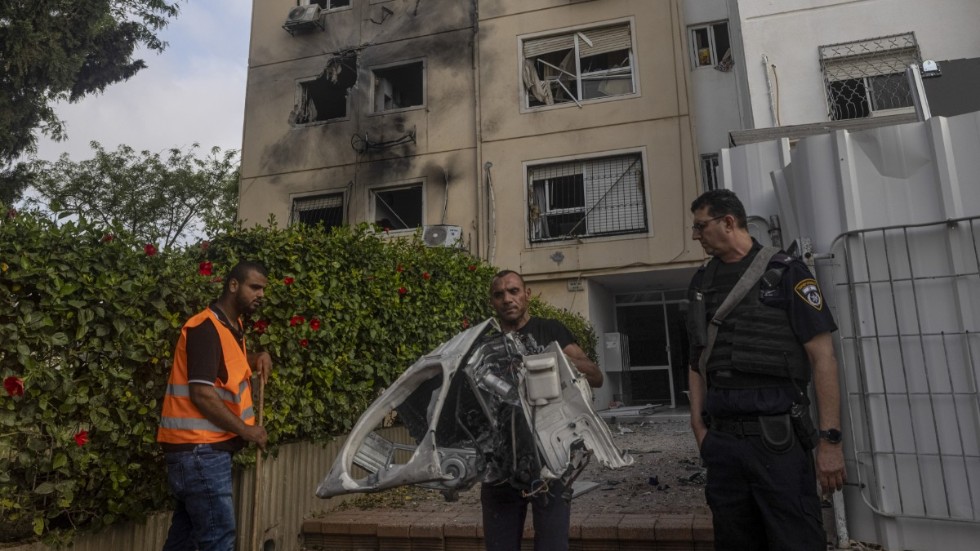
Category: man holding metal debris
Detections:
[
  {"x1": 686, "y1": 190, "x2": 846, "y2": 550},
  {"x1": 482, "y1": 269, "x2": 602, "y2": 551}
]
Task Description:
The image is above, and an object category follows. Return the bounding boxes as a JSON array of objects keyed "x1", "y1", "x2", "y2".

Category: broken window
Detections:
[
  {"x1": 700, "y1": 154, "x2": 720, "y2": 192},
  {"x1": 373, "y1": 183, "x2": 423, "y2": 231},
  {"x1": 373, "y1": 61, "x2": 425, "y2": 113},
  {"x1": 292, "y1": 54, "x2": 357, "y2": 124},
  {"x1": 291, "y1": 192, "x2": 345, "y2": 230},
  {"x1": 521, "y1": 23, "x2": 635, "y2": 108},
  {"x1": 528, "y1": 153, "x2": 647, "y2": 242},
  {"x1": 308, "y1": 0, "x2": 350, "y2": 10},
  {"x1": 820, "y1": 33, "x2": 920, "y2": 121},
  {"x1": 689, "y1": 22, "x2": 731, "y2": 70}
]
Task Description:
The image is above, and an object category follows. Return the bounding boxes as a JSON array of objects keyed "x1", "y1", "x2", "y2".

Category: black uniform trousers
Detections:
[{"x1": 700, "y1": 428, "x2": 825, "y2": 551}]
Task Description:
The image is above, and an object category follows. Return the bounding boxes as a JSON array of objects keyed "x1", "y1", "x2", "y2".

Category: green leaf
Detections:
[
  {"x1": 52, "y1": 453, "x2": 68, "y2": 470},
  {"x1": 50, "y1": 332, "x2": 69, "y2": 346},
  {"x1": 33, "y1": 516, "x2": 44, "y2": 536},
  {"x1": 34, "y1": 482, "x2": 55, "y2": 495}
]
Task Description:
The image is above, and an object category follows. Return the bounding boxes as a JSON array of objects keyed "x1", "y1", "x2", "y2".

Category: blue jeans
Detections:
[
  {"x1": 162, "y1": 445, "x2": 236, "y2": 551},
  {"x1": 481, "y1": 481, "x2": 570, "y2": 551}
]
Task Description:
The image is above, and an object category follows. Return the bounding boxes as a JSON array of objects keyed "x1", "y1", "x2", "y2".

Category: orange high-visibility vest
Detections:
[{"x1": 157, "y1": 308, "x2": 254, "y2": 445}]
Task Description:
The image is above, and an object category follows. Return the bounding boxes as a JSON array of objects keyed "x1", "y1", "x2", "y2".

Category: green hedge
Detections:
[{"x1": 0, "y1": 206, "x2": 595, "y2": 544}]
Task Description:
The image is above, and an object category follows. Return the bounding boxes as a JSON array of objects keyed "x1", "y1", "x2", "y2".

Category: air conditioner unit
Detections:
[
  {"x1": 283, "y1": 4, "x2": 323, "y2": 35},
  {"x1": 422, "y1": 225, "x2": 462, "y2": 248}
]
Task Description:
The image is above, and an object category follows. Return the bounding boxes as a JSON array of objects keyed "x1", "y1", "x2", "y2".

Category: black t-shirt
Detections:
[
  {"x1": 185, "y1": 304, "x2": 246, "y2": 385},
  {"x1": 164, "y1": 304, "x2": 247, "y2": 453},
  {"x1": 515, "y1": 317, "x2": 576, "y2": 352}
]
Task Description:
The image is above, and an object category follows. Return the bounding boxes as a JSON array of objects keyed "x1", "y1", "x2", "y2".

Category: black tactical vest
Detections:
[{"x1": 699, "y1": 250, "x2": 810, "y2": 388}]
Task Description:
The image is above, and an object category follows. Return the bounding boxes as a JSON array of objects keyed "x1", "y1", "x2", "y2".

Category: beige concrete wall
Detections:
[
  {"x1": 476, "y1": 0, "x2": 703, "y2": 279},
  {"x1": 240, "y1": 0, "x2": 479, "y2": 247}
]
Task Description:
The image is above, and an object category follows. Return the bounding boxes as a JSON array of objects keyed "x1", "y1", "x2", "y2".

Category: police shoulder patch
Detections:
[{"x1": 794, "y1": 278, "x2": 823, "y2": 310}]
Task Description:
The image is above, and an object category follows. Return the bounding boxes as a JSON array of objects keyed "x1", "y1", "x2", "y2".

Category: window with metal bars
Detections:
[
  {"x1": 373, "y1": 183, "x2": 423, "y2": 231},
  {"x1": 528, "y1": 153, "x2": 647, "y2": 242},
  {"x1": 700, "y1": 154, "x2": 719, "y2": 192},
  {"x1": 820, "y1": 33, "x2": 920, "y2": 121},
  {"x1": 521, "y1": 23, "x2": 635, "y2": 108},
  {"x1": 291, "y1": 192, "x2": 345, "y2": 230}
]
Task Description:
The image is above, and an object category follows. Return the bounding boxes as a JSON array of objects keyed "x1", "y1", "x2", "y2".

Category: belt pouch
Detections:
[{"x1": 758, "y1": 414, "x2": 794, "y2": 454}]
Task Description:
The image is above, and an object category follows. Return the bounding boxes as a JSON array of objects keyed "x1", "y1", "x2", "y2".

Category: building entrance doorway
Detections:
[{"x1": 615, "y1": 291, "x2": 689, "y2": 407}]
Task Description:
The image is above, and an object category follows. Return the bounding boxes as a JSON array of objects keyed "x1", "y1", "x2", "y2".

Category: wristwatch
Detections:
[{"x1": 819, "y1": 428, "x2": 842, "y2": 444}]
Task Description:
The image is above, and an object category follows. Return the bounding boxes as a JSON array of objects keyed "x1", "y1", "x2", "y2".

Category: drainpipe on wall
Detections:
[
  {"x1": 762, "y1": 54, "x2": 777, "y2": 127},
  {"x1": 472, "y1": 1, "x2": 485, "y2": 260}
]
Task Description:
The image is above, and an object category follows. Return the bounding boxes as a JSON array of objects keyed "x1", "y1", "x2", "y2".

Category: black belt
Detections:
[{"x1": 710, "y1": 416, "x2": 762, "y2": 436}]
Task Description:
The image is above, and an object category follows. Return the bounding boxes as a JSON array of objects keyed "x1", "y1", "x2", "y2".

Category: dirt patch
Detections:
[{"x1": 336, "y1": 416, "x2": 710, "y2": 516}]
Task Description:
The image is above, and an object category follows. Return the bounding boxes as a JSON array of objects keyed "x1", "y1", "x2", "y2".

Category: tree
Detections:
[
  {"x1": 0, "y1": 1, "x2": 180, "y2": 164},
  {"x1": 28, "y1": 142, "x2": 240, "y2": 249},
  {"x1": 1, "y1": 162, "x2": 34, "y2": 206}
]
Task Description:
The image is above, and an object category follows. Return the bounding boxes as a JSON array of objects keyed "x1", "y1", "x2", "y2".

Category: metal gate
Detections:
[{"x1": 830, "y1": 216, "x2": 980, "y2": 521}]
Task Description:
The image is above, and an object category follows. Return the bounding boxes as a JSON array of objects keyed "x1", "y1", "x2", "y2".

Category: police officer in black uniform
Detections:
[{"x1": 686, "y1": 190, "x2": 846, "y2": 550}]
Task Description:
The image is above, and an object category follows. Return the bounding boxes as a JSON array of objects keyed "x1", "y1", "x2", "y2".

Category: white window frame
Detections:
[
  {"x1": 304, "y1": 0, "x2": 351, "y2": 11},
  {"x1": 370, "y1": 59, "x2": 427, "y2": 114},
  {"x1": 525, "y1": 150, "x2": 649, "y2": 244},
  {"x1": 688, "y1": 21, "x2": 729, "y2": 68},
  {"x1": 519, "y1": 18, "x2": 638, "y2": 111},
  {"x1": 291, "y1": 191, "x2": 347, "y2": 229},
  {"x1": 370, "y1": 181, "x2": 425, "y2": 233}
]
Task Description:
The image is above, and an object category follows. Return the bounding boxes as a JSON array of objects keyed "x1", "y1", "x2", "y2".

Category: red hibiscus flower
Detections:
[
  {"x1": 3, "y1": 376, "x2": 24, "y2": 397},
  {"x1": 73, "y1": 430, "x2": 89, "y2": 447},
  {"x1": 309, "y1": 318, "x2": 321, "y2": 331},
  {"x1": 101, "y1": 233, "x2": 115, "y2": 243},
  {"x1": 253, "y1": 320, "x2": 270, "y2": 334},
  {"x1": 462, "y1": 318, "x2": 470, "y2": 329},
  {"x1": 422, "y1": 272, "x2": 431, "y2": 280},
  {"x1": 283, "y1": 277, "x2": 295, "y2": 286},
  {"x1": 199, "y1": 240, "x2": 210, "y2": 250},
  {"x1": 468, "y1": 264, "x2": 477, "y2": 271},
  {"x1": 398, "y1": 287, "x2": 408, "y2": 295},
  {"x1": 198, "y1": 261, "x2": 213, "y2": 276},
  {"x1": 289, "y1": 315, "x2": 305, "y2": 327},
  {"x1": 299, "y1": 338, "x2": 309, "y2": 348},
  {"x1": 396, "y1": 264, "x2": 404, "y2": 273},
  {"x1": 144, "y1": 243, "x2": 157, "y2": 256}
]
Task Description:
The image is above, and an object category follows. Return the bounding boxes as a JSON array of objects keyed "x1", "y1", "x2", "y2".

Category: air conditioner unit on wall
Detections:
[
  {"x1": 422, "y1": 225, "x2": 462, "y2": 248},
  {"x1": 282, "y1": 5, "x2": 323, "y2": 35}
]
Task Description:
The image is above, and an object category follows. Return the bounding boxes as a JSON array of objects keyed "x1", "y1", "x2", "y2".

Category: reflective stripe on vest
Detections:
[{"x1": 157, "y1": 308, "x2": 254, "y2": 445}]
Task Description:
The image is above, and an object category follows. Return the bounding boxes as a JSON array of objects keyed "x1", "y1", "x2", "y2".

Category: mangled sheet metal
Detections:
[{"x1": 316, "y1": 318, "x2": 632, "y2": 501}]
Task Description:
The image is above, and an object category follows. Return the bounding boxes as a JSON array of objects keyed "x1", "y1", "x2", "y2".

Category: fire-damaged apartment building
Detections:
[{"x1": 239, "y1": 0, "x2": 705, "y2": 409}]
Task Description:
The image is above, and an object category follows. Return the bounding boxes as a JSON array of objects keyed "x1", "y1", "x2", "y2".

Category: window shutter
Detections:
[
  {"x1": 577, "y1": 25, "x2": 632, "y2": 57},
  {"x1": 523, "y1": 34, "x2": 575, "y2": 58}
]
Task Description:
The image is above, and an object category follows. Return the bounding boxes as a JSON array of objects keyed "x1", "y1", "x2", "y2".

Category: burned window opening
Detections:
[
  {"x1": 373, "y1": 61, "x2": 424, "y2": 112},
  {"x1": 374, "y1": 184, "x2": 423, "y2": 231},
  {"x1": 292, "y1": 53, "x2": 358, "y2": 125},
  {"x1": 529, "y1": 153, "x2": 647, "y2": 242},
  {"x1": 522, "y1": 23, "x2": 635, "y2": 108}
]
